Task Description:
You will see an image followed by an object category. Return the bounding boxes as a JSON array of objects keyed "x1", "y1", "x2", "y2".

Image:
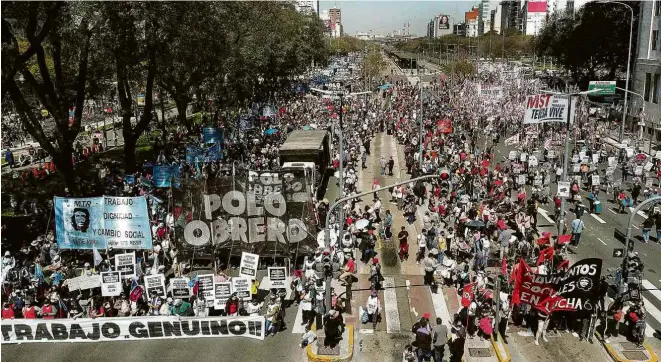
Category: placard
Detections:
[
  {"x1": 547, "y1": 150, "x2": 556, "y2": 159},
  {"x1": 644, "y1": 162, "x2": 653, "y2": 171},
  {"x1": 100, "y1": 272, "x2": 122, "y2": 296},
  {"x1": 626, "y1": 148, "x2": 634, "y2": 158},
  {"x1": 144, "y1": 274, "x2": 166, "y2": 298},
  {"x1": 635, "y1": 166, "x2": 643, "y2": 175},
  {"x1": 214, "y1": 281, "x2": 232, "y2": 310},
  {"x1": 268, "y1": 267, "x2": 287, "y2": 288},
  {"x1": 169, "y1": 277, "x2": 191, "y2": 298},
  {"x1": 512, "y1": 164, "x2": 522, "y2": 174},
  {"x1": 520, "y1": 153, "x2": 528, "y2": 162},
  {"x1": 63, "y1": 275, "x2": 101, "y2": 291},
  {"x1": 572, "y1": 164, "x2": 581, "y2": 173},
  {"x1": 0, "y1": 316, "x2": 266, "y2": 343},
  {"x1": 509, "y1": 151, "x2": 517, "y2": 161},
  {"x1": 608, "y1": 157, "x2": 616, "y2": 167},
  {"x1": 592, "y1": 154, "x2": 599, "y2": 164},
  {"x1": 591, "y1": 175, "x2": 600, "y2": 186},
  {"x1": 115, "y1": 252, "x2": 136, "y2": 279},
  {"x1": 232, "y1": 277, "x2": 252, "y2": 301},
  {"x1": 534, "y1": 175, "x2": 543, "y2": 186},
  {"x1": 580, "y1": 156, "x2": 590, "y2": 164},
  {"x1": 517, "y1": 174, "x2": 526, "y2": 185},
  {"x1": 646, "y1": 179, "x2": 653, "y2": 188},
  {"x1": 528, "y1": 156, "x2": 538, "y2": 167},
  {"x1": 558, "y1": 181, "x2": 570, "y2": 198},
  {"x1": 239, "y1": 252, "x2": 259, "y2": 279},
  {"x1": 579, "y1": 151, "x2": 586, "y2": 160},
  {"x1": 197, "y1": 274, "x2": 215, "y2": 306},
  {"x1": 524, "y1": 94, "x2": 576, "y2": 124},
  {"x1": 572, "y1": 155, "x2": 579, "y2": 163}
]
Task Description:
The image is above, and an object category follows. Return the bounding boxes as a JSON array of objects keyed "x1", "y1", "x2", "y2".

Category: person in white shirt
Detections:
[
  {"x1": 193, "y1": 295, "x2": 208, "y2": 317},
  {"x1": 300, "y1": 325, "x2": 317, "y2": 348},
  {"x1": 159, "y1": 298, "x2": 173, "y2": 316},
  {"x1": 245, "y1": 299, "x2": 263, "y2": 316}
]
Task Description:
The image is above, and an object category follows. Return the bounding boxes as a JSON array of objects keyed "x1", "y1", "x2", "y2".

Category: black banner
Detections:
[{"x1": 537, "y1": 258, "x2": 602, "y2": 313}]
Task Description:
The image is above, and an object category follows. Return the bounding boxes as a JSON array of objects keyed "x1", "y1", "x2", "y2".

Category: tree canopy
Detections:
[
  {"x1": 393, "y1": 33, "x2": 535, "y2": 60},
  {"x1": 2, "y1": 1, "x2": 330, "y2": 192},
  {"x1": 535, "y1": 2, "x2": 639, "y2": 87}
]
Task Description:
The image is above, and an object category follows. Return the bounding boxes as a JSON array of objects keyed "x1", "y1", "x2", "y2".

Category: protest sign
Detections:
[
  {"x1": 591, "y1": 175, "x2": 600, "y2": 186},
  {"x1": 592, "y1": 154, "x2": 599, "y2": 164},
  {"x1": 558, "y1": 182, "x2": 570, "y2": 198},
  {"x1": 534, "y1": 175, "x2": 542, "y2": 186},
  {"x1": 197, "y1": 274, "x2": 215, "y2": 306},
  {"x1": 232, "y1": 277, "x2": 252, "y2": 301},
  {"x1": 115, "y1": 252, "x2": 136, "y2": 279},
  {"x1": 508, "y1": 151, "x2": 517, "y2": 161},
  {"x1": 547, "y1": 150, "x2": 555, "y2": 159},
  {"x1": 169, "y1": 278, "x2": 191, "y2": 298},
  {"x1": 572, "y1": 164, "x2": 580, "y2": 173},
  {"x1": 644, "y1": 162, "x2": 653, "y2": 172},
  {"x1": 626, "y1": 148, "x2": 634, "y2": 158},
  {"x1": 214, "y1": 282, "x2": 232, "y2": 310},
  {"x1": 635, "y1": 166, "x2": 643, "y2": 175},
  {"x1": 268, "y1": 267, "x2": 287, "y2": 288},
  {"x1": 517, "y1": 174, "x2": 526, "y2": 185},
  {"x1": 646, "y1": 179, "x2": 654, "y2": 188},
  {"x1": 520, "y1": 153, "x2": 528, "y2": 162},
  {"x1": 581, "y1": 156, "x2": 590, "y2": 165},
  {"x1": 145, "y1": 274, "x2": 166, "y2": 298},
  {"x1": 608, "y1": 157, "x2": 616, "y2": 167},
  {"x1": 537, "y1": 258, "x2": 602, "y2": 313},
  {"x1": 524, "y1": 94, "x2": 577, "y2": 124},
  {"x1": 528, "y1": 156, "x2": 538, "y2": 167},
  {"x1": 239, "y1": 252, "x2": 259, "y2": 279},
  {"x1": 100, "y1": 272, "x2": 122, "y2": 297},
  {"x1": 571, "y1": 155, "x2": 579, "y2": 163},
  {"x1": 477, "y1": 84, "x2": 503, "y2": 98},
  {"x1": 55, "y1": 196, "x2": 153, "y2": 250},
  {"x1": 0, "y1": 316, "x2": 266, "y2": 343},
  {"x1": 63, "y1": 275, "x2": 101, "y2": 291},
  {"x1": 504, "y1": 134, "x2": 519, "y2": 146}
]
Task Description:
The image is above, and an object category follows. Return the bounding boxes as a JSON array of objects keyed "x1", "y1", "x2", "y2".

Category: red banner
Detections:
[{"x1": 461, "y1": 282, "x2": 476, "y2": 307}]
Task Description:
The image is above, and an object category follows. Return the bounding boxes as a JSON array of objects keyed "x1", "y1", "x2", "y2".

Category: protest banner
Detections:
[
  {"x1": 145, "y1": 274, "x2": 166, "y2": 298},
  {"x1": 169, "y1": 278, "x2": 191, "y2": 298},
  {"x1": 524, "y1": 94, "x2": 577, "y2": 124},
  {"x1": 248, "y1": 171, "x2": 283, "y2": 206},
  {"x1": 55, "y1": 196, "x2": 153, "y2": 250},
  {"x1": 635, "y1": 165, "x2": 643, "y2": 175},
  {"x1": 477, "y1": 84, "x2": 503, "y2": 98},
  {"x1": 517, "y1": 174, "x2": 526, "y2": 185},
  {"x1": 528, "y1": 156, "x2": 538, "y2": 167},
  {"x1": 572, "y1": 164, "x2": 580, "y2": 173},
  {"x1": 214, "y1": 282, "x2": 232, "y2": 310},
  {"x1": 508, "y1": 151, "x2": 517, "y2": 161},
  {"x1": 547, "y1": 150, "x2": 555, "y2": 159},
  {"x1": 197, "y1": 274, "x2": 215, "y2": 306},
  {"x1": 0, "y1": 316, "x2": 266, "y2": 343},
  {"x1": 534, "y1": 175, "x2": 542, "y2": 186},
  {"x1": 100, "y1": 272, "x2": 122, "y2": 297},
  {"x1": 203, "y1": 127, "x2": 221, "y2": 144},
  {"x1": 115, "y1": 252, "x2": 136, "y2": 279},
  {"x1": 644, "y1": 162, "x2": 654, "y2": 172},
  {"x1": 537, "y1": 258, "x2": 602, "y2": 314},
  {"x1": 504, "y1": 134, "x2": 519, "y2": 146},
  {"x1": 239, "y1": 252, "x2": 259, "y2": 279},
  {"x1": 268, "y1": 267, "x2": 287, "y2": 288},
  {"x1": 63, "y1": 275, "x2": 101, "y2": 292},
  {"x1": 608, "y1": 157, "x2": 616, "y2": 167},
  {"x1": 232, "y1": 277, "x2": 252, "y2": 301}
]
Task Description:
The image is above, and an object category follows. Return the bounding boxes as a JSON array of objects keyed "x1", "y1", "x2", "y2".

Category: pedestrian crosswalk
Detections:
[{"x1": 640, "y1": 279, "x2": 661, "y2": 338}]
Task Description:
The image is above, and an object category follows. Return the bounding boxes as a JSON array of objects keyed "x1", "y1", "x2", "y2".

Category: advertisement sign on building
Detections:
[{"x1": 438, "y1": 15, "x2": 450, "y2": 29}]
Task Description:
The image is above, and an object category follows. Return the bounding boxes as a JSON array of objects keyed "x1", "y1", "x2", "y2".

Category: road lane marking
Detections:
[
  {"x1": 642, "y1": 296, "x2": 661, "y2": 338},
  {"x1": 383, "y1": 277, "x2": 401, "y2": 333},
  {"x1": 430, "y1": 287, "x2": 453, "y2": 329},
  {"x1": 590, "y1": 213, "x2": 607, "y2": 224},
  {"x1": 629, "y1": 207, "x2": 635, "y2": 213},
  {"x1": 642, "y1": 280, "x2": 661, "y2": 305},
  {"x1": 632, "y1": 225, "x2": 639, "y2": 230},
  {"x1": 609, "y1": 209, "x2": 617, "y2": 214},
  {"x1": 637, "y1": 210, "x2": 649, "y2": 218},
  {"x1": 598, "y1": 238, "x2": 607, "y2": 245},
  {"x1": 538, "y1": 209, "x2": 555, "y2": 224}
]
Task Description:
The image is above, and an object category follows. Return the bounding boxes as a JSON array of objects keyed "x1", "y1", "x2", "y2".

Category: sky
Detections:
[{"x1": 319, "y1": 0, "x2": 590, "y2": 37}]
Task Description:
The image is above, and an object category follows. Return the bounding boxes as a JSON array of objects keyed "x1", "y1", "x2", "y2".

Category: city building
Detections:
[
  {"x1": 329, "y1": 6, "x2": 341, "y2": 24},
  {"x1": 294, "y1": 0, "x2": 319, "y2": 16},
  {"x1": 632, "y1": 0, "x2": 661, "y2": 141},
  {"x1": 478, "y1": 0, "x2": 491, "y2": 35},
  {"x1": 427, "y1": 14, "x2": 453, "y2": 38},
  {"x1": 491, "y1": 9, "x2": 501, "y2": 34},
  {"x1": 465, "y1": 6, "x2": 479, "y2": 37},
  {"x1": 453, "y1": 22, "x2": 467, "y2": 37},
  {"x1": 500, "y1": 1, "x2": 524, "y2": 34},
  {"x1": 524, "y1": 1, "x2": 547, "y2": 36}
]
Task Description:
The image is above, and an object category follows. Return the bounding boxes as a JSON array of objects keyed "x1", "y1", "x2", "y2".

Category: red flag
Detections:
[
  {"x1": 501, "y1": 256, "x2": 507, "y2": 276},
  {"x1": 536, "y1": 247, "x2": 554, "y2": 266},
  {"x1": 461, "y1": 282, "x2": 477, "y2": 308},
  {"x1": 510, "y1": 258, "x2": 531, "y2": 306},
  {"x1": 556, "y1": 259, "x2": 570, "y2": 271},
  {"x1": 557, "y1": 234, "x2": 571, "y2": 245}
]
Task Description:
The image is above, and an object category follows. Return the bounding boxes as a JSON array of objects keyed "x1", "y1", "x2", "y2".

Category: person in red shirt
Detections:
[
  {"x1": 339, "y1": 256, "x2": 356, "y2": 285},
  {"x1": 22, "y1": 300, "x2": 38, "y2": 319},
  {"x1": 1, "y1": 302, "x2": 14, "y2": 319},
  {"x1": 40, "y1": 300, "x2": 58, "y2": 319}
]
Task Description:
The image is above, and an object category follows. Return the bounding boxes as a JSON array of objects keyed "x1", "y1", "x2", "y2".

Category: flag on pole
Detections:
[{"x1": 93, "y1": 248, "x2": 103, "y2": 267}]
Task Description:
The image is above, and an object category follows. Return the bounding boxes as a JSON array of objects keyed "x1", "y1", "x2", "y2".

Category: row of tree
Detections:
[
  {"x1": 2, "y1": 1, "x2": 330, "y2": 193},
  {"x1": 535, "y1": 2, "x2": 639, "y2": 88}
]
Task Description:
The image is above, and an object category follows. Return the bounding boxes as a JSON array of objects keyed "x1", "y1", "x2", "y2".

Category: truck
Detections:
[{"x1": 278, "y1": 130, "x2": 331, "y2": 200}]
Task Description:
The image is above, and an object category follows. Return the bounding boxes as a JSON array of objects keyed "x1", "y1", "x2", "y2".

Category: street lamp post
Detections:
[{"x1": 598, "y1": 1, "x2": 634, "y2": 142}]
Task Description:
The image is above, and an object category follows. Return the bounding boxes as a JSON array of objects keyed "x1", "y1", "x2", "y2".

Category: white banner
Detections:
[
  {"x1": 477, "y1": 84, "x2": 503, "y2": 98},
  {"x1": 504, "y1": 134, "x2": 520, "y2": 146},
  {"x1": 101, "y1": 272, "x2": 122, "y2": 297},
  {"x1": 239, "y1": 252, "x2": 259, "y2": 279},
  {"x1": 524, "y1": 94, "x2": 577, "y2": 124},
  {"x1": 592, "y1": 175, "x2": 600, "y2": 186},
  {"x1": 63, "y1": 275, "x2": 101, "y2": 291},
  {"x1": 0, "y1": 316, "x2": 265, "y2": 343},
  {"x1": 144, "y1": 274, "x2": 166, "y2": 298}
]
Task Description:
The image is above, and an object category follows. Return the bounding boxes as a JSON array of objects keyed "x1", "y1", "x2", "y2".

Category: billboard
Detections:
[
  {"x1": 527, "y1": 0, "x2": 548, "y2": 13},
  {"x1": 438, "y1": 15, "x2": 450, "y2": 30}
]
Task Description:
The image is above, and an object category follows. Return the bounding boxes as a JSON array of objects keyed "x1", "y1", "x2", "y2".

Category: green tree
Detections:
[
  {"x1": 536, "y1": 2, "x2": 639, "y2": 87},
  {"x1": 2, "y1": 2, "x2": 101, "y2": 194},
  {"x1": 361, "y1": 48, "x2": 387, "y2": 85}
]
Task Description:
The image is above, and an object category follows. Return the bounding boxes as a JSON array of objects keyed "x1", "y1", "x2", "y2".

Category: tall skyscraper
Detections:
[{"x1": 329, "y1": 7, "x2": 341, "y2": 25}]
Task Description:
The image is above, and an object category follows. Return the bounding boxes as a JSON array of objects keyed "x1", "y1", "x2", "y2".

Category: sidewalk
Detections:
[{"x1": 601, "y1": 334, "x2": 659, "y2": 362}]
